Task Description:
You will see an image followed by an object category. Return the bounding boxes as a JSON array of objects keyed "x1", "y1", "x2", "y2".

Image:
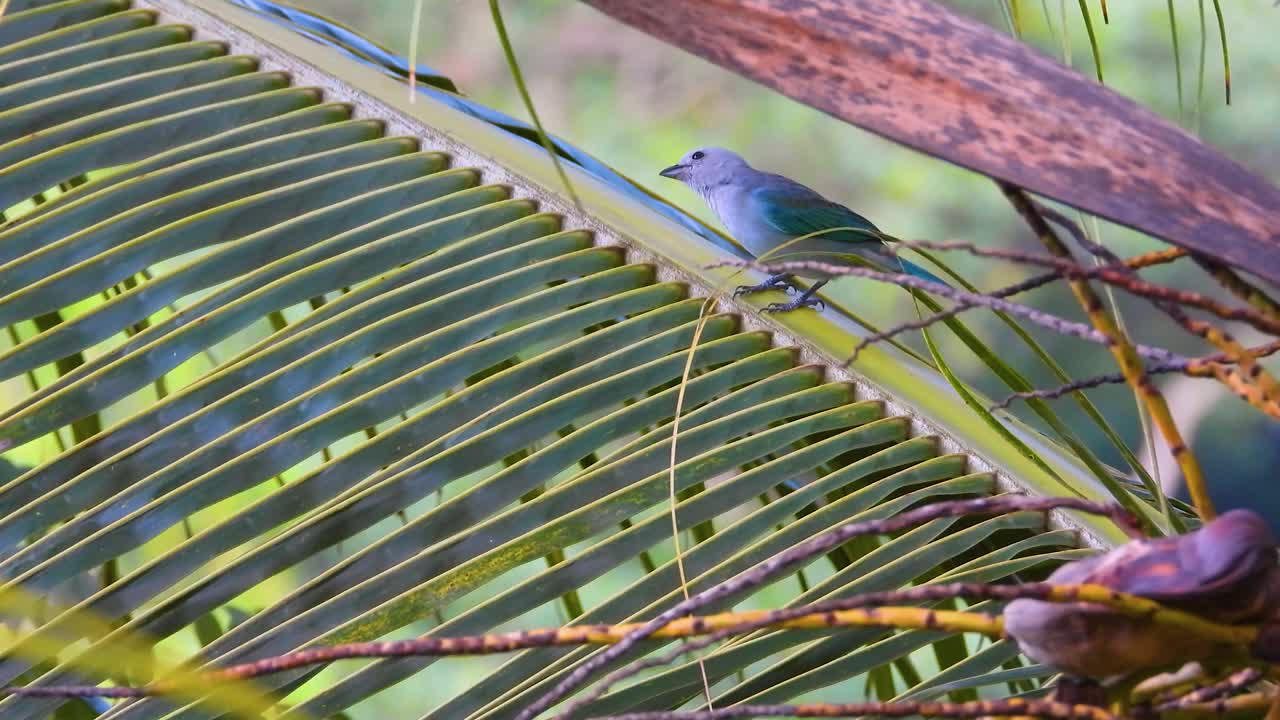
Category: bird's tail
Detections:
[
  {"x1": 864, "y1": 244, "x2": 949, "y2": 287},
  {"x1": 898, "y1": 257, "x2": 950, "y2": 288}
]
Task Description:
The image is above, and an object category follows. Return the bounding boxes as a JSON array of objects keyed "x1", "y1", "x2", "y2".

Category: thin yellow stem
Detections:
[
  {"x1": 1125, "y1": 247, "x2": 1187, "y2": 270},
  {"x1": 1181, "y1": 321, "x2": 1280, "y2": 419},
  {"x1": 1165, "y1": 691, "x2": 1274, "y2": 720},
  {"x1": 1002, "y1": 186, "x2": 1214, "y2": 520},
  {"x1": 1197, "y1": 257, "x2": 1280, "y2": 324},
  {"x1": 407, "y1": 0, "x2": 423, "y2": 103},
  {"x1": 670, "y1": 297, "x2": 718, "y2": 711}
]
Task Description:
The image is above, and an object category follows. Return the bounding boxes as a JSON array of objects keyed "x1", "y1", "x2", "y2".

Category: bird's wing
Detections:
[
  {"x1": 748, "y1": 175, "x2": 880, "y2": 244},
  {"x1": 747, "y1": 175, "x2": 949, "y2": 285}
]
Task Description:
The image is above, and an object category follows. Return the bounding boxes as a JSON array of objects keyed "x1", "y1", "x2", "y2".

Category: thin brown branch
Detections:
[
  {"x1": 1185, "y1": 339, "x2": 1280, "y2": 375},
  {"x1": 851, "y1": 246, "x2": 1193, "y2": 360},
  {"x1": 1032, "y1": 203, "x2": 1113, "y2": 258},
  {"x1": 709, "y1": 259, "x2": 1186, "y2": 365},
  {"x1": 992, "y1": 373, "x2": 1127, "y2": 408},
  {"x1": 26, "y1": 572, "x2": 1251, "y2": 711},
  {"x1": 888, "y1": 238, "x2": 1280, "y2": 337},
  {"x1": 1127, "y1": 247, "x2": 1189, "y2": 269},
  {"x1": 519, "y1": 496, "x2": 1140, "y2": 720},
  {"x1": 1000, "y1": 184, "x2": 1214, "y2": 520},
  {"x1": 1033, "y1": 203, "x2": 1280, "y2": 420},
  {"x1": 993, "y1": 246, "x2": 1186, "y2": 298},
  {"x1": 1157, "y1": 668, "x2": 1264, "y2": 710},
  {"x1": 994, "y1": 340, "x2": 1280, "y2": 409},
  {"x1": 562, "y1": 580, "x2": 1256, "y2": 713},
  {"x1": 1169, "y1": 690, "x2": 1274, "y2": 717},
  {"x1": 1, "y1": 606, "x2": 1003, "y2": 700},
  {"x1": 850, "y1": 301, "x2": 976, "y2": 361},
  {"x1": 593, "y1": 698, "x2": 1117, "y2": 720},
  {"x1": 1194, "y1": 256, "x2": 1280, "y2": 324},
  {"x1": 849, "y1": 266, "x2": 1077, "y2": 361}
]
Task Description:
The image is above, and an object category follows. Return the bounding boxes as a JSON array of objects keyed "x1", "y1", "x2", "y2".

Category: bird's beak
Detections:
[{"x1": 659, "y1": 164, "x2": 687, "y2": 180}]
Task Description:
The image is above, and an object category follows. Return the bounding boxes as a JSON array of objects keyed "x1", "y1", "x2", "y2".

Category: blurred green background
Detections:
[{"x1": 288, "y1": 0, "x2": 1280, "y2": 521}]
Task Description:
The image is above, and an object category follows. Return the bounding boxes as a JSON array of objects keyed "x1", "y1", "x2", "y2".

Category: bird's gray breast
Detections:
[{"x1": 702, "y1": 184, "x2": 791, "y2": 259}]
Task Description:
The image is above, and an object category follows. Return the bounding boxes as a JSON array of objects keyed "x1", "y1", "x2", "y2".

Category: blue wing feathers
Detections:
[
  {"x1": 899, "y1": 258, "x2": 948, "y2": 286},
  {"x1": 750, "y1": 180, "x2": 879, "y2": 241},
  {"x1": 749, "y1": 177, "x2": 949, "y2": 287}
]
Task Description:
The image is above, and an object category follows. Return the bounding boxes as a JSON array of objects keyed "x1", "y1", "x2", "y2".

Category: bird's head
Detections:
[{"x1": 659, "y1": 147, "x2": 750, "y2": 191}]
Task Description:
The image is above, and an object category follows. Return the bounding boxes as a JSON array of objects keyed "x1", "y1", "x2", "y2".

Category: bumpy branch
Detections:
[
  {"x1": 559, "y1": 581, "x2": 1259, "y2": 715},
  {"x1": 1128, "y1": 247, "x2": 1190, "y2": 269},
  {"x1": 1031, "y1": 202, "x2": 1280, "y2": 421},
  {"x1": 595, "y1": 698, "x2": 1117, "y2": 720},
  {"x1": 1156, "y1": 668, "x2": 1264, "y2": 710},
  {"x1": 885, "y1": 237, "x2": 1280, "y2": 337},
  {"x1": 849, "y1": 245, "x2": 1195, "y2": 360},
  {"x1": 1163, "y1": 690, "x2": 1274, "y2": 719},
  {"x1": 4, "y1": 500, "x2": 1143, "y2": 705},
  {"x1": 1000, "y1": 185, "x2": 1214, "y2": 520},
  {"x1": 2, "y1": 607, "x2": 1004, "y2": 699},
  {"x1": 517, "y1": 496, "x2": 1141, "y2": 720},
  {"x1": 15, "y1": 579, "x2": 1258, "y2": 708},
  {"x1": 994, "y1": 340, "x2": 1280, "y2": 409},
  {"x1": 708, "y1": 259, "x2": 1187, "y2": 365},
  {"x1": 1194, "y1": 256, "x2": 1280, "y2": 322},
  {"x1": 855, "y1": 239, "x2": 1280, "y2": 417}
]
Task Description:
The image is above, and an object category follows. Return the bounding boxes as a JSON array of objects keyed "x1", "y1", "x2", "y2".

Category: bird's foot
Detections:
[
  {"x1": 762, "y1": 294, "x2": 825, "y2": 313},
  {"x1": 733, "y1": 274, "x2": 796, "y2": 298},
  {"x1": 1052, "y1": 676, "x2": 1107, "y2": 707}
]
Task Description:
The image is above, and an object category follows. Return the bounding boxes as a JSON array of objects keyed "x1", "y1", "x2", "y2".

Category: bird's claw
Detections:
[
  {"x1": 1052, "y1": 677, "x2": 1106, "y2": 708},
  {"x1": 762, "y1": 295, "x2": 825, "y2": 313},
  {"x1": 733, "y1": 278, "x2": 796, "y2": 297}
]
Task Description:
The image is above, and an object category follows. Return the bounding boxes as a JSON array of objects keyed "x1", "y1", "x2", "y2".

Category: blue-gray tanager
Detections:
[{"x1": 660, "y1": 147, "x2": 944, "y2": 312}]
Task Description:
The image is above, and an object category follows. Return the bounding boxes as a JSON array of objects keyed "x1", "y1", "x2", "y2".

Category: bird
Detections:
[
  {"x1": 659, "y1": 147, "x2": 945, "y2": 313},
  {"x1": 1003, "y1": 508, "x2": 1280, "y2": 683}
]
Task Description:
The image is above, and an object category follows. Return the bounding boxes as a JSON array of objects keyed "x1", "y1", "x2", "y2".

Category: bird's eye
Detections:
[{"x1": 691, "y1": 151, "x2": 705, "y2": 161}]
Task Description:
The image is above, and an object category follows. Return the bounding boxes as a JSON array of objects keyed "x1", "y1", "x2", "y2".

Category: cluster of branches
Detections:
[
  {"x1": 4, "y1": 496, "x2": 1274, "y2": 720},
  {"x1": 711, "y1": 184, "x2": 1280, "y2": 521},
  {"x1": 718, "y1": 193, "x2": 1280, "y2": 417}
]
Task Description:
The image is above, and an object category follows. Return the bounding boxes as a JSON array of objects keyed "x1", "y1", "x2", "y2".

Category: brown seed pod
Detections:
[{"x1": 1004, "y1": 509, "x2": 1280, "y2": 678}]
